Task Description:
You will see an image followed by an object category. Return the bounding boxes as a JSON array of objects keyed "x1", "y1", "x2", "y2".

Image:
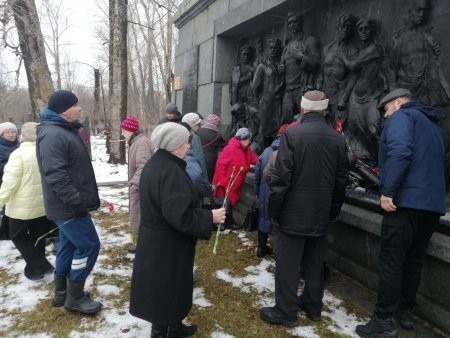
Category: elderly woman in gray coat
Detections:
[
  {"x1": 129, "y1": 122, "x2": 225, "y2": 338},
  {"x1": 120, "y1": 116, "x2": 154, "y2": 253}
]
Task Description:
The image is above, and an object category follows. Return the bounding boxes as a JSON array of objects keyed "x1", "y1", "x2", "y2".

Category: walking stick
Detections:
[{"x1": 213, "y1": 165, "x2": 244, "y2": 254}]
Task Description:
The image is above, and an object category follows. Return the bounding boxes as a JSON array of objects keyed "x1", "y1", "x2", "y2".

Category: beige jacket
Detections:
[
  {"x1": 128, "y1": 133, "x2": 154, "y2": 231},
  {"x1": 0, "y1": 142, "x2": 45, "y2": 219}
]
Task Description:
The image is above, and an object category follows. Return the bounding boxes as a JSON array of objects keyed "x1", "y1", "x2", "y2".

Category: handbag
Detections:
[{"x1": 243, "y1": 200, "x2": 258, "y2": 232}]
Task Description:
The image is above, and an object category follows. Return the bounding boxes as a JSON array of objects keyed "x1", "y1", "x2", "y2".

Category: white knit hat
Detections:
[
  {"x1": 182, "y1": 112, "x2": 202, "y2": 127},
  {"x1": 151, "y1": 122, "x2": 190, "y2": 152},
  {"x1": 300, "y1": 90, "x2": 329, "y2": 112},
  {"x1": 0, "y1": 122, "x2": 18, "y2": 136}
]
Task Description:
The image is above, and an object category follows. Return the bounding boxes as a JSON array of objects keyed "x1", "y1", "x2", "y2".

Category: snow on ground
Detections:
[{"x1": 0, "y1": 135, "x2": 367, "y2": 337}]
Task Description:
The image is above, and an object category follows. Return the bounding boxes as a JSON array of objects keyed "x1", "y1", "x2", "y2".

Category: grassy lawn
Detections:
[{"x1": 0, "y1": 209, "x2": 365, "y2": 337}]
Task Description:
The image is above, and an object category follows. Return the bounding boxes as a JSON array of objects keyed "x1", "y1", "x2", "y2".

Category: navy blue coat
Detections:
[
  {"x1": 379, "y1": 101, "x2": 446, "y2": 215},
  {"x1": 0, "y1": 137, "x2": 18, "y2": 185},
  {"x1": 254, "y1": 137, "x2": 280, "y2": 233},
  {"x1": 36, "y1": 108, "x2": 100, "y2": 220}
]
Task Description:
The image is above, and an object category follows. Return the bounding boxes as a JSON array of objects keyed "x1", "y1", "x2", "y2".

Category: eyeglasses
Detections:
[{"x1": 3, "y1": 130, "x2": 17, "y2": 135}]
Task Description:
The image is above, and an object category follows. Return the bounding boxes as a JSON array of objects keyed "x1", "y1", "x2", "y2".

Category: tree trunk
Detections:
[
  {"x1": 164, "y1": 0, "x2": 173, "y2": 103},
  {"x1": 10, "y1": 0, "x2": 54, "y2": 120},
  {"x1": 108, "y1": 0, "x2": 127, "y2": 164},
  {"x1": 93, "y1": 68, "x2": 100, "y2": 134}
]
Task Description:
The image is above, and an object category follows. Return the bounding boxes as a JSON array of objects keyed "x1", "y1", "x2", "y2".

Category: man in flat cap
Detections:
[
  {"x1": 260, "y1": 90, "x2": 348, "y2": 327},
  {"x1": 356, "y1": 88, "x2": 445, "y2": 337}
]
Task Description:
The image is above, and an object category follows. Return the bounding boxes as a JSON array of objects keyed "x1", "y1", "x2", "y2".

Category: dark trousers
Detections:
[
  {"x1": 375, "y1": 207, "x2": 438, "y2": 319},
  {"x1": 9, "y1": 216, "x2": 53, "y2": 277},
  {"x1": 0, "y1": 214, "x2": 10, "y2": 239},
  {"x1": 274, "y1": 230, "x2": 326, "y2": 319}
]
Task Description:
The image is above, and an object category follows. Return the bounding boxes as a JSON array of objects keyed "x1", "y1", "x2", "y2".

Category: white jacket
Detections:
[{"x1": 0, "y1": 142, "x2": 45, "y2": 219}]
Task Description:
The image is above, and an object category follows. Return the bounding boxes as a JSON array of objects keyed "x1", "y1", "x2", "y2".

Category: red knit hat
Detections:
[{"x1": 120, "y1": 116, "x2": 139, "y2": 132}]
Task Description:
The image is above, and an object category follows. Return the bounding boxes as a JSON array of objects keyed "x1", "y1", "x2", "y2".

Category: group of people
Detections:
[
  {"x1": 0, "y1": 90, "x2": 103, "y2": 315},
  {"x1": 0, "y1": 83, "x2": 444, "y2": 338},
  {"x1": 128, "y1": 87, "x2": 445, "y2": 338}
]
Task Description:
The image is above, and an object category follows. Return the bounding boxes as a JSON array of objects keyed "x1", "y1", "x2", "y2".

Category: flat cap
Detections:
[{"x1": 377, "y1": 88, "x2": 412, "y2": 110}]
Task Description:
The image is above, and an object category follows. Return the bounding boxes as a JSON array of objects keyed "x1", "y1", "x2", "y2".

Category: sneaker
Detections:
[
  {"x1": 127, "y1": 246, "x2": 136, "y2": 254},
  {"x1": 395, "y1": 310, "x2": 415, "y2": 330},
  {"x1": 356, "y1": 314, "x2": 398, "y2": 337}
]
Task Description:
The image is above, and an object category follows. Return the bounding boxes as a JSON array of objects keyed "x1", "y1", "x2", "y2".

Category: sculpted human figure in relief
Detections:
[
  {"x1": 252, "y1": 38, "x2": 284, "y2": 153},
  {"x1": 279, "y1": 12, "x2": 321, "y2": 124},
  {"x1": 392, "y1": 0, "x2": 449, "y2": 106}
]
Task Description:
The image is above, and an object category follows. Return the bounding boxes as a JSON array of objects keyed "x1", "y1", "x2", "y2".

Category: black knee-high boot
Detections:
[{"x1": 257, "y1": 231, "x2": 272, "y2": 257}]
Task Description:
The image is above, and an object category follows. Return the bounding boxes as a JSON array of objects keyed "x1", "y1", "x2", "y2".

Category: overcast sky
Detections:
[{"x1": 1, "y1": 0, "x2": 105, "y2": 87}]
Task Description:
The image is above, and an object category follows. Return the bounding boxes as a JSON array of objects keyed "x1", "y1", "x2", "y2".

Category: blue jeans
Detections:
[{"x1": 53, "y1": 215, "x2": 100, "y2": 280}]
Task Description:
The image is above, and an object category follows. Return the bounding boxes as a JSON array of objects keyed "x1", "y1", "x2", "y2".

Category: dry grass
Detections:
[{"x1": 0, "y1": 210, "x2": 360, "y2": 337}]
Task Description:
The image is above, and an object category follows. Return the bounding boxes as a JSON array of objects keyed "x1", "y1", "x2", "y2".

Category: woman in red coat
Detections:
[{"x1": 212, "y1": 127, "x2": 258, "y2": 229}]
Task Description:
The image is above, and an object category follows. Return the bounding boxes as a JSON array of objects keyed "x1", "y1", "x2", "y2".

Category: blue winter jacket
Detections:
[
  {"x1": 254, "y1": 137, "x2": 280, "y2": 233},
  {"x1": 185, "y1": 149, "x2": 212, "y2": 207},
  {"x1": 378, "y1": 101, "x2": 446, "y2": 215}
]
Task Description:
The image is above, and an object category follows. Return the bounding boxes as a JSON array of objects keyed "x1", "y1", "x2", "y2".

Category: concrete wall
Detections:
[{"x1": 235, "y1": 175, "x2": 450, "y2": 335}]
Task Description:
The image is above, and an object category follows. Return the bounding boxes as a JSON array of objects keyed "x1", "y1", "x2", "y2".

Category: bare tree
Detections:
[
  {"x1": 40, "y1": 0, "x2": 70, "y2": 90},
  {"x1": 108, "y1": 0, "x2": 127, "y2": 164},
  {"x1": 7, "y1": 0, "x2": 54, "y2": 120}
]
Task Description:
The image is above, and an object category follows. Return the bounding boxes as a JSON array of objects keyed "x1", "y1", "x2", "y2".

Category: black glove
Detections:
[{"x1": 72, "y1": 203, "x2": 88, "y2": 218}]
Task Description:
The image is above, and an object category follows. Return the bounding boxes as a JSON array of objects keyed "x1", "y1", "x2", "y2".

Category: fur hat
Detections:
[
  {"x1": 20, "y1": 122, "x2": 38, "y2": 142},
  {"x1": 151, "y1": 122, "x2": 190, "y2": 152},
  {"x1": 207, "y1": 114, "x2": 220, "y2": 126},
  {"x1": 235, "y1": 127, "x2": 252, "y2": 141},
  {"x1": 301, "y1": 90, "x2": 329, "y2": 112},
  {"x1": 165, "y1": 102, "x2": 180, "y2": 115},
  {"x1": 48, "y1": 90, "x2": 79, "y2": 114},
  {"x1": 120, "y1": 116, "x2": 139, "y2": 132},
  {"x1": 0, "y1": 122, "x2": 17, "y2": 136},
  {"x1": 182, "y1": 112, "x2": 202, "y2": 127}
]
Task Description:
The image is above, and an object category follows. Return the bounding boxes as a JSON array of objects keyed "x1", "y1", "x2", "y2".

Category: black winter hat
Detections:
[{"x1": 48, "y1": 90, "x2": 79, "y2": 114}]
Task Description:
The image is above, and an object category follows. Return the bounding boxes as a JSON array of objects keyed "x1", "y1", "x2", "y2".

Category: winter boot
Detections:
[
  {"x1": 395, "y1": 310, "x2": 415, "y2": 330},
  {"x1": 355, "y1": 314, "x2": 398, "y2": 337},
  {"x1": 256, "y1": 231, "x2": 272, "y2": 257},
  {"x1": 53, "y1": 273, "x2": 67, "y2": 307},
  {"x1": 167, "y1": 322, "x2": 197, "y2": 337},
  {"x1": 151, "y1": 324, "x2": 168, "y2": 338},
  {"x1": 64, "y1": 279, "x2": 102, "y2": 315}
]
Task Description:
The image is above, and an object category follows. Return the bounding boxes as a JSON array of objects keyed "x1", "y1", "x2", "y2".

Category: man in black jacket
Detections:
[
  {"x1": 260, "y1": 90, "x2": 348, "y2": 327},
  {"x1": 37, "y1": 90, "x2": 102, "y2": 315}
]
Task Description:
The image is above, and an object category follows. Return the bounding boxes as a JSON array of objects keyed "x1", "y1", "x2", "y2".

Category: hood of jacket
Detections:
[
  {"x1": 401, "y1": 101, "x2": 440, "y2": 123},
  {"x1": 39, "y1": 107, "x2": 83, "y2": 130}
]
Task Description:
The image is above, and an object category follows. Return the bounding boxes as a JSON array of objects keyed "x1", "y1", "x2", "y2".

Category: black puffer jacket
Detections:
[
  {"x1": 269, "y1": 112, "x2": 348, "y2": 236},
  {"x1": 36, "y1": 109, "x2": 100, "y2": 220}
]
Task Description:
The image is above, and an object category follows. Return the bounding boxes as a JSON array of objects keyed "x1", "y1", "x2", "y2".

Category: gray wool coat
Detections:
[{"x1": 128, "y1": 132, "x2": 154, "y2": 231}]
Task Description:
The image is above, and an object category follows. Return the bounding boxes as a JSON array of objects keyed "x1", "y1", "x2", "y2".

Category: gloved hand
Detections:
[{"x1": 72, "y1": 203, "x2": 88, "y2": 218}]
